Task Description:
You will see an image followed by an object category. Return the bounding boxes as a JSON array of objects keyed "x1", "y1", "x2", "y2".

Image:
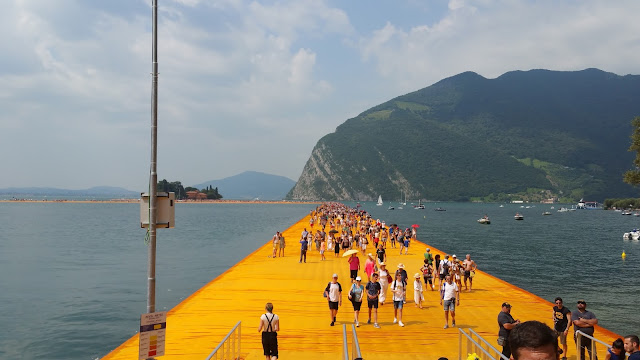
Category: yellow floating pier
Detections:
[{"x1": 103, "y1": 214, "x2": 620, "y2": 360}]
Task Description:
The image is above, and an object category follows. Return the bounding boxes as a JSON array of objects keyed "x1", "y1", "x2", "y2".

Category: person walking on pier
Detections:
[
  {"x1": 462, "y1": 254, "x2": 477, "y2": 291},
  {"x1": 378, "y1": 262, "x2": 390, "y2": 305},
  {"x1": 348, "y1": 276, "x2": 364, "y2": 327},
  {"x1": 324, "y1": 274, "x2": 342, "y2": 326},
  {"x1": 497, "y1": 302, "x2": 520, "y2": 359},
  {"x1": 572, "y1": 299, "x2": 598, "y2": 360},
  {"x1": 376, "y1": 242, "x2": 386, "y2": 265},
  {"x1": 258, "y1": 302, "x2": 279, "y2": 360},
  {"x1": 440, "y1": 274, "x2": 459, "y2": 329},
  {"x1": 278, "y1": 232, "x2": 285, "y2": 257},
  {"x1": 299, "y1": 236, "x2": 308, "y2": 263},
  {"x1": 420, "y1": 259, "x2": 435, "y2": 290},
  {"x1": 348, "y1": 253, "x2": 360, "y2": 280},
  {"x1": 366, "y1": 273, "x2": 381, "y2": 328},
  {"x1": 552, "y1": 297, "x2": 572, "y2": 360},
  {"x1": 271, "y1": 232, "x2": 280, "y2": 258},
  {"x1": 391, "y1": 272, "x2": 406, "y2": 327}
]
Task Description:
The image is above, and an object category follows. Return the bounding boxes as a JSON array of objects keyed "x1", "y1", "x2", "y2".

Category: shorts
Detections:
[
  {"x1": 328, "y1": 301, "x2": 339, "y2": 310},
  {"x1": 368, "y1": 299, "x2": 379, "y2": 308},
  {"x1": 262, "y1": 331, "x2": 278, "y2": 358},
  {"x1": 352, "y1": 301, "x2": 362, "y2": 311},
  {"x1": 320, "y1": 250, "x2": 324, "y2": 254},
  {"x1": 424, "y1": 276, "x2": 433, "y2": 284},
  {"x1": 443, "y1": 299, "x2": 455, "y2": 311},
  {"x1": 350, "y1": 269, "x2": 358, "y2": 279},
  {"x1": 279, "y1": 242, "x2": 285, "y2": 249},
  {"x1": 439, "y1": 273, "x2": 446, "y2": 281},
  {"x1": 556, "y1": 330, "x2": 567, "y2": 345},
  {"x1": 393, "y1": 300, "x2": 404, "y2": 309},
  {"x1": 464, "y1": 270, "x2": 471, "y2": 281}
]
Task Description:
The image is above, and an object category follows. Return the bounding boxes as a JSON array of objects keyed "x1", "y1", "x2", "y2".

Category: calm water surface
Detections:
[{"x1": 0, "y1": 201, "x2": 638, "y2": 359}]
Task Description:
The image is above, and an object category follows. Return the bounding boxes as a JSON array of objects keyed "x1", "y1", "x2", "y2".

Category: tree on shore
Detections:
[{"x1": 624, "y1": 116, "x2": 640, "y2": 186}]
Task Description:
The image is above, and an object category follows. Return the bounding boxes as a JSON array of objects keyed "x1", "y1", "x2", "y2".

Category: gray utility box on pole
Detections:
[{"x1": 140, "y1": 192, "x2": 175, "y2": 228}]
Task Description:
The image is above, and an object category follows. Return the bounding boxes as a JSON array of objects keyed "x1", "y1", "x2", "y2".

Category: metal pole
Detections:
[{"x1": 147, "y1": 0, "x2": 159, "y2": 315}]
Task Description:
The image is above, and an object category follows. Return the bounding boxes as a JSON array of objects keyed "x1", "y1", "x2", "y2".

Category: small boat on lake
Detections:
[
  {"x1": 376, "y1": 195, "x2": 383, "y2": 206},
  {"x1": 478, "y1": 215, "x2": 490, "y2": 224},
  {"x1": 434, "y1": 207, "x2": 446, "y2": 211},
  {"x1": 542, "y1": 211, "x2": 552, "y2": 216},
  {"x1": 514, "y1": 213, "x2": 524, "y2": 220}
]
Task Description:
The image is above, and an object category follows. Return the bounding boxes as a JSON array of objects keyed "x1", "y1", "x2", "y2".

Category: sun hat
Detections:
[
  {"x1": 414, "y1": 273, "x2": 421, "y2": 278},
  {"x1": 397, "y1": 263, "x2": 405, "y2": 269},
  {"x1": 355, "y1": 276, "x2": 361, "y2": 281},
  {"x1": 368, "y1": 253, "x2": 373, "y2": 258},
  {"x1": 379, "y1": 262, "x2": 386, "y2": 266},
  {"x1": 452, "y1": 254, "x2": 457, "y2": 258}
]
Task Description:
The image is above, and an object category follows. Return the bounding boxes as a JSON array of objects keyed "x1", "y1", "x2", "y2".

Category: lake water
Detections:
[{"x1": 0, "y1": 201, "x2": 638, "y2": 359}]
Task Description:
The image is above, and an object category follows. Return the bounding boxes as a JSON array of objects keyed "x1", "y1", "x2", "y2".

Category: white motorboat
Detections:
[
  {"x1": 477, "y1": 216, "x2": 490, "y2": 224},
  {"x1": 514, "y1": 213, "x2": 524, "y2": 220},
  {"x1": 623, "y1": 229, "x2": 640, "y2": 241}
]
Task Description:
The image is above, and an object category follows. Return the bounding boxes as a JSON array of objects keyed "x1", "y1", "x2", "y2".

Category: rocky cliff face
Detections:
[{"x1": 286, "y1": 69, "x2": 640, "y2": 202}]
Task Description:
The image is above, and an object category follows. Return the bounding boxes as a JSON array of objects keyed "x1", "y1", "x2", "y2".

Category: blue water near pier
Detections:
[{"x1": 0, "y1": 201, "x2": 638, "y2": 359}]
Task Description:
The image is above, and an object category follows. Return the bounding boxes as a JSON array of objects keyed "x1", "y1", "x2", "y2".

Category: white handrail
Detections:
[
  {"x1": 205, "y1": 321, "x2": 241, "y2": 360},
  {"x1": 459, "y1": 328, "x2": 508, "y2": 360},
  {"x1": 351, "y1": 324, "x2": 363, "y2": 360},
  {"x1": 343, "y1": 324, "x2": 350, "y2": 360}
]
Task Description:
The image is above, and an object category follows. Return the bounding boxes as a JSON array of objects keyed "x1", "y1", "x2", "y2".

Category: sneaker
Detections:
[
  {"x1": 399, "y1": 321, "x2": 405, "y2": 327},
  {"x1": 356, "y1": 322, "x2": 360, "y2": 327},
  {"x1": 444, "y1": 324, "x2": 449, "y2": 329},
  {"x1": 452, "y1": 321, "x2": 456, "y2": 327},
  {"x1": 367, "y1": 319, "x2": 371, "y2": 324},
  {"x1": 330, "y1": 321, "x2": 335, "y2": 326},
  {"x1": 373, "y1": 323, "x2": 380, "y2": 328},
  {"x1": 393, "y1": 318, "x2": 397, "y2": 324}
]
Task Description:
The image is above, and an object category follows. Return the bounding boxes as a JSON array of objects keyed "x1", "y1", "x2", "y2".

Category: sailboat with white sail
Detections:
[{"x1": 376, "y1": 195, "x2": 383, "y2": 206}]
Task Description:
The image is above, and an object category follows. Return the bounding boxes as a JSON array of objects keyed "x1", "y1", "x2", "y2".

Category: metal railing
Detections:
[
  {"x1": 459, "y1": 328, "x2": 508, "y2": 360},
  {"x1": 205, "y1": 321, "x2": 241, "y2": 360},
  {"x1": 342, "y1": 324, "x2": 363, "y2": 360},
  {"x1": 575, "y1": 330, "x2": 616, "y2": 360}
]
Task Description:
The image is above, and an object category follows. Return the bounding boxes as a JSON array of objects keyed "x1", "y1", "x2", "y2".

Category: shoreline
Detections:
[{"x1": 0, "y1": 199, "x2": 321, "y2": 204}]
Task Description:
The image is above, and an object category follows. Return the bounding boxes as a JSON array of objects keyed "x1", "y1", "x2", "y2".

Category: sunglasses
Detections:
[{"x1": 577, "y1": 301, "x2": 586, "y2": 304}]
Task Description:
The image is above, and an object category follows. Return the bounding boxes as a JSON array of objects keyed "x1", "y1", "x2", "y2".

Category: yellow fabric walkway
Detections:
[{"x1": 102, "y1": 213, "x2": 620, "y2": 360}]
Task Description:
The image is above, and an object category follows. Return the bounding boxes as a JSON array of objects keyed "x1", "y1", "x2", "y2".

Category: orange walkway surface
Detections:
[{"x1": 102, "y1": 214, "x2": 620, "y2": 360}]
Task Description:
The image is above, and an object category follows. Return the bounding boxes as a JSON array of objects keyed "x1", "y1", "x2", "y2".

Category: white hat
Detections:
[
  {"x1": 397, "y1": 263, "x2": 405, "y2": 269},
  {"x1": 355, "y1": 276, "x2": 362, "y2": 281},
  {"x1": 332, "y1": 273, "x2": 338, "y2": 278},
  {"x1": 414, "y1": 273, "x2": 421, "y2": 278},
  {"x1": 452, "y1": 254, "x2": 457, "y2": 258}
]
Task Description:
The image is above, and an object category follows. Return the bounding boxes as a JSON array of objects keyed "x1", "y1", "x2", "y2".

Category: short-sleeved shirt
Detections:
[
  {"x1": 348, "y1": 256, "x2": 360, "y2": 270},
  {"x1": 300, "y1": 239, "x2": 308, "y2": 251},
  {"x1": 366, "y1": 281, "x2": 381, "y2": 299},
  {"x1": 441, "y1": 282, "x2": 458, "y2": 301},
  {"x1": 553, "y1": 306, "x2": 571, "y2": 331},
  {"x1": 325, "y1": 282, "x2": 342, "y2": 302},
  {"x1": 572, "y1": 310, "x2": 596, "y2": 335},
  {"x1": 498, "y1": 311, "x2": 516, "y2": 338},
  {"x1": 391, "y1": 280, "x2": 405, "y2": 301},
  {"x1": 376, "y1": 248, "x2": 386, "y2": 262}
]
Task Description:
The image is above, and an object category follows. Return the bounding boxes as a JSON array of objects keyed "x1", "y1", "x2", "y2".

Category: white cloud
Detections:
[{"x1": 1, "y1": 0, "x2": 640, "y2": 189}]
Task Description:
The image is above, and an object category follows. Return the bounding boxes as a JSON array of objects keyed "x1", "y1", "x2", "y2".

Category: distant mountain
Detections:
[
  {"x1": 0, "y1": 186, "x2": 139, "y2": 198},
  {"x1": 287, "y1": 68, "x2": 640, "y2": 202},
  {"x1": 192, "y1": 171, "x2": 296, "y2": 200}
]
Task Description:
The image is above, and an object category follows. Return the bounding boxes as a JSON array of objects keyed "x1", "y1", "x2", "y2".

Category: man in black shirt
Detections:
[{"x1": 552, "y1": 297, "x2": 572, "y2": 360}]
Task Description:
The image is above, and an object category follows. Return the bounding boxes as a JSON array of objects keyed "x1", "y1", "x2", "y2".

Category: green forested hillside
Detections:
[{"x1": 287, "y1": 69, "x2": 640, "y2": 201}]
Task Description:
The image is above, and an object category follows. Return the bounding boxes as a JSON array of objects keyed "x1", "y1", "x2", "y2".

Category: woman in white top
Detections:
[
  {"x1": 413, "y1": 273, "x2": 424, "y2": 309},
  {"x1": 348, "y1": 277, "x2": 365, "y2": 327},
  {"x1": 378, "y1": 262, "x2": 390, "y2": 305}
]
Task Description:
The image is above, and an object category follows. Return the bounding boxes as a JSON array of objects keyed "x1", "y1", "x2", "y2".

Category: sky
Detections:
[{"x1": 2, "y1": 0, "x2": 640, "y2": 190}]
